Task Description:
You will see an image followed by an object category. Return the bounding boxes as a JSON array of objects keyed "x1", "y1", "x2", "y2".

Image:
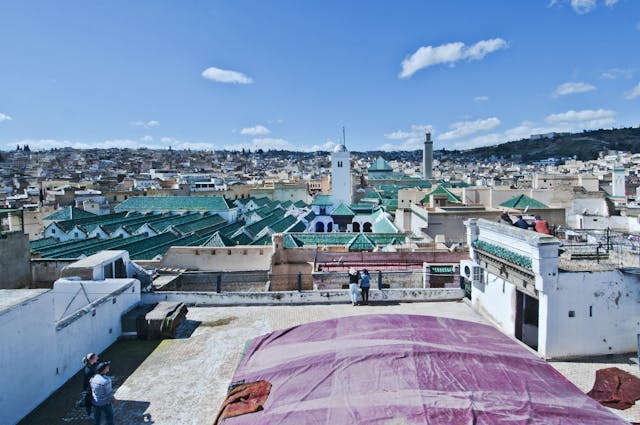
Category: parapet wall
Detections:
[{"x1": 160, "y1": 246, "x2": 273, "y2": 271}]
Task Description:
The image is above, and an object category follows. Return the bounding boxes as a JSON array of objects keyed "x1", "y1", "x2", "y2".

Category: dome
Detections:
[{"x1": 333, "y1": 144, "x2": 348, "y2": 153}]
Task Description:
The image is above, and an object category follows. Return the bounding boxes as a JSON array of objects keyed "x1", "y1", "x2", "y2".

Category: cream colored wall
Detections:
[{"x1": 160, "y1": 246, "x2": 274, "y2": 271}]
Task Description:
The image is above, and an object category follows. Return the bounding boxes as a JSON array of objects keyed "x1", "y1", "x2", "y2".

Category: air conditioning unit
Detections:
[{"x1": 460, "y1": 259, "x2": 483, "y2": 283}]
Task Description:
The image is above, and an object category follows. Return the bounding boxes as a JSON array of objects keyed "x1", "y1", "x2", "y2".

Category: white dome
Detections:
[{"x1": 333, "y1": 144, "x2": 348, "y2": 153}]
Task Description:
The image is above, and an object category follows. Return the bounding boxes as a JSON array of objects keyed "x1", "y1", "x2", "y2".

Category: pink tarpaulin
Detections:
[{"x1": 220, "y1": 314, "x2": 626, "y2": 424}]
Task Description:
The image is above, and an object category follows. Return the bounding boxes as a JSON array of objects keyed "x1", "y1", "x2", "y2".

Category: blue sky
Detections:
[{"x1": 0, "y1": 0, "x2": 639, "y2": 152}]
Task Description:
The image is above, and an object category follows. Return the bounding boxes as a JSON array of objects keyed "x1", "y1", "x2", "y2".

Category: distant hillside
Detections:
[{"x1": 454, "y1": 127, "x2": 640, "y2": 162}]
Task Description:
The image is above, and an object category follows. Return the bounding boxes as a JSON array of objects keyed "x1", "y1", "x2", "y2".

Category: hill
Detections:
[{"x1": 453, "y1": 127, "x2": 640, "y2": 162}]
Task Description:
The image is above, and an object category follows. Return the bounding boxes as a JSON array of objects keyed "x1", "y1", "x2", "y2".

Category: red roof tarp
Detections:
[{"x1": 220, "y1": 314, "x2": 626, "y2": 424}]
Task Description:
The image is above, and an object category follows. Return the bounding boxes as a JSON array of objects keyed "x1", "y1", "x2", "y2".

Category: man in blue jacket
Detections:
[{"x1": 90, "y1": 361, "x2": 117, "y2": 425}]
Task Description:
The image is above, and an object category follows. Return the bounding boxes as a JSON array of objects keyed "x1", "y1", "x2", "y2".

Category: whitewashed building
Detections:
[{"x1": 464, "y1": 218, "x2": 640, "y2": 359}]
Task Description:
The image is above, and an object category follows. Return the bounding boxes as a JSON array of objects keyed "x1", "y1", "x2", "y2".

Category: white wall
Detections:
[
  {"x1": 541, "y1": 270, "x2": 640, "y2": 358},
  {"x1": 471, "y1": 273, "x2": 517, "y2": 336},
  {"x1": 1, "y1": 279, "x2": 140, "y2": 425}
]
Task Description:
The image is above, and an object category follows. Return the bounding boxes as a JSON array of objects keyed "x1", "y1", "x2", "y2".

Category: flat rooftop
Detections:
[
  {"x1": 0, "y1": 289, "x2": 48, "y2": 315},
  {"x1": 20, "y1": 302, "x2": 640, "y2": 424}
]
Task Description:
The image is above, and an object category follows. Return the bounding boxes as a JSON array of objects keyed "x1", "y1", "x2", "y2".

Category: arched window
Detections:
[
  {"x1": 363, "y1": 222, "x2": 372, "y2": 232},
  {"x1": 315, "y1": 222, "x2": 325, "y2": 232},
  {"x1": 352, "y1": 222, "x2": 360, "y2": 232},
  {"x1": 327, "y1": 222, "x2": 333, "y2": 232}
]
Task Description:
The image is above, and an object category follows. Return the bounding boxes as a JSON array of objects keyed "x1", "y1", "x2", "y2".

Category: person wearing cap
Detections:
[
  {"x1": 82, "y1": 353, "x2": 99, "y2": 416},
  {"x1": 348, "y1": 267, "x2": 360, "y2": 306},
  {"x1": 90, "y1": 361, "x2": 116, "y2": 425}
]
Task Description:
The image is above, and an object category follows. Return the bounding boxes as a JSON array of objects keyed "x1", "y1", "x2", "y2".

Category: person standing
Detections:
[
  {"x1": 348, "y1": 267, "x2": 360, "y2": 306},
  {"x1": 360, "y1": 269, "x2": 371, "y2": 305},
  {"x1": 82, "y1": 353, "x2": 99, "y2": 416},
  {"x1": 90, "y1": 361, "x2": 117, "y2": 425},
  {"x1": 534, "y1": 215, "x2": 551, "y2": 234},
  {"x1": 514, "y1": 215, "x2": 534, "y2": 230}
]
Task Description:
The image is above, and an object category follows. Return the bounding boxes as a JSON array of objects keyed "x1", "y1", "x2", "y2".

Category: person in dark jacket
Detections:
[
  {"x1": 514, "y1": 215, "x2": 534, "y2": 230},
  {"x1": 360, "y1": 269, "x2": 371, "y2": 305},
  {"x1": 82, "y1": 353, "x2": 99, "y2": 416}
]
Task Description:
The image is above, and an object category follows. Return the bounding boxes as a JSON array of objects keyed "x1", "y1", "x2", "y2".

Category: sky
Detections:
[{"x1": 0, "y1": 0, "x2": 639, "y2": 153}]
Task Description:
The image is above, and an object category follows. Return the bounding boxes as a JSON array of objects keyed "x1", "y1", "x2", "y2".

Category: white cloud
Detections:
[
  {"x1": 380, "y1": 124, "x2": 433, "y2": 150},
  {"x1": 444, "y1": 109, "x2": 617, "y2": 150},
  {"x1": 604, "y1": 0, "x2": 618, "y2": 6},
  {"x1": 310, "y1": 140, "x2": 337, "y2": 151},
  {"x1": 626, "y1": 83, "x2": 640, "y2": 100},
  {"x1": 474, "y1": 96, "x2": 489, "y2": 102},
  {"x1": 399, "y1": 38, "x2": 508, "y2": 78},
  {"x1": 544, "y1": 109, "x2": 616, "y2": 129},
  {"x1": 141, "y1": 135, "x2": 153, "y2": 142},
  {"x1": 131, "y1": 120, "x2": 160, "y2": 129},
  {"x1": 0, "y1": 112, "x2": 13, "y2": 122},
  {"x1": 553, "y1": 81, "x2": 596, "y2": 97},
  {"x1": 240, "y1": 125, "x2": 271, "y2": 136},
  {"x1": 600, "y1": 68, "x2": 636, "y2": 80},
  {"x1": 571, "y1": 0, "x2": 597, "y2": 13},
  {"x1": 439, "y1": 117, "x2": 501, "y2": 140},
  {"x1": 202, "y1": 67, "x2": 253, "y2": 84}
]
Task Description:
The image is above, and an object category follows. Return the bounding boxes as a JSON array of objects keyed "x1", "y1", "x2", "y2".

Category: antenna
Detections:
[{"x1": 342, "y1": 126, "x2": 346, "y2": 146}]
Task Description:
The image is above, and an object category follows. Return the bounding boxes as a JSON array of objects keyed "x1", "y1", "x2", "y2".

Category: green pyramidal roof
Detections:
[
  {"x1": 331, "y1": 203, "x2": 355, "y2": 216},
  {"x1": 311, "y1": 195, "x2": 333, "y2": 206},
  {"x1": 368, "y1": 157, "x2": 393, "y2": 171},
  {"x1": 499, "y1": 194, "x2": 548, "y2": 210}
]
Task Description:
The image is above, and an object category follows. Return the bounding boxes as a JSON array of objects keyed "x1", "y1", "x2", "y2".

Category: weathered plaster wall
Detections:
[{"x1": 0, "y1": 231, "x2": 32, "y2": 288}]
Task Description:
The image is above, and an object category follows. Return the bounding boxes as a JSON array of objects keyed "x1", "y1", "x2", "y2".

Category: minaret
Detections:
[
  {"x1": 331, "y1": 127, "x2": 352, "y2": 206},
  {"x1": 423, "y1": 132, "x2": 433, "y2": 180}
]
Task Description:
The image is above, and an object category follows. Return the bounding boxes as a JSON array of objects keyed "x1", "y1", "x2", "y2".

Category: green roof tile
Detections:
[
  {"x1": 115, "y1": 196, "x2": 231, "y2": 212},
  {"x1": 368, "y1": 157, "x2": 393, "y2": 171},
  {"x1": 43, "y1": 206, "x2": 96, "y2": 221},
  {"x1": 347, "y1": 233, "x2": 376, "y2": 251},
  {"x1": 311, "y1": 195, "x2": 333, "y2": 206}
]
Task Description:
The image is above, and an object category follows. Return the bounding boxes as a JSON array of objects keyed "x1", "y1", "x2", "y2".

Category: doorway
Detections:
[{"x1": 515, "y1": 290, "x2": 539, "y2": 350}]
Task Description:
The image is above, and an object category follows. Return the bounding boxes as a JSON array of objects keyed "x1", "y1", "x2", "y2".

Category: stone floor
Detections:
[{"x1": 20, "y1": 301, "x2": 640, "y2": 424}]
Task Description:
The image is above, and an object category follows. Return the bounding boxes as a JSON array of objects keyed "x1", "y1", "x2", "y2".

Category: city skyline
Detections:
[{"x1": 1, "y1": 0, "x2": 639, "y2": 152}]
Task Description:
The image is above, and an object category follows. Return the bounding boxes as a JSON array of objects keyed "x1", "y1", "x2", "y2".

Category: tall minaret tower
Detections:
[
  {"x1": 423, "y1": 131, "x2": 433, "y2": 180},
  {"x1": 331, "y1": 127, "x2": 352, "y2": 206}
]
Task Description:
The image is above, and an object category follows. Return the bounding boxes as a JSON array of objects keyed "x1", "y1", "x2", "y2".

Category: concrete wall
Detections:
[
  {"x1": 31, "y1": 259, "x2": 86, "y2": 287},
  {"x1": 142, "y1": 287, "x2": 464, "y2": 306},
  {"x1": 0, "y1": 232, "x2": 32, "y2": 288},
  {"x1": 541, "y1": 270, "x2": 640, "y2": 359},
  {"x1": 314, "y1": 270, "x2": 424, "y2": 290},
  {"x1": 159, "y1": 271, "x2": 269, "y2": 292},
  {"x1": 1, "y1": 279, "x2": 140, "y2": 425},
  {"x1": 160, "y1": 246, "x2": 274, "y2": 271}
]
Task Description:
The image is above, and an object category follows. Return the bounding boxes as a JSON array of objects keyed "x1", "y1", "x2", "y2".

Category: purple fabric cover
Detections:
[{"x1": 222, "y1": 314, "x2": 626, "y2": 424}]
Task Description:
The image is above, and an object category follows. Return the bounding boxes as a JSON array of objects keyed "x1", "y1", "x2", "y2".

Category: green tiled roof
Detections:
[
  {"x1": 252, "y1": 197, "x2": 271, "y2": 207},
  {"x1": 282, "y1": 233, "x2": 407, "y2": 249},
  {"x1": 287, "y1": 221, "x2": 307, "y2": 232},
  {"x1": 47, "y1": 234, "x2": 148, "y2": 259},
  {"x1": 29, "y1": 237, "x2": 58, "y2": 250},
  {"x1": 311, "y1": 195, "x2": 333, "y2": 206},
  {"x1": 499, "y1": 194, "x2": 548, "y2": 210},
  {"x1": 203, "y1": 231, "x2": 237, "y2": 247},
  {"x1": 173, "y1": 214, "x2": 226, "y2": 235},
  {"x1": 472, "y1": 240, "x2": 532, "y2": 269},
  {"x1": 270, "y1": 215, "x2": 298, "y2": 233},
  {"x1": 52, "y1": 212, "x2": 128, "y2": 232},
  {"x1": 381, "y1": 199, "x2": 398, "y2": 212},
  {"x1": 43, "y1": 206, "x2": 96, "y2": 221},
  {"x1": 428, "y1": 186, "x2": 462, "y2": 203},
  {"x1": 232, "y1": 233, "x2": 253, "y2": 245},
  {"x1": 131, "y1": 232, "x2": 205, "y2": 260},
  {"x1": 331, "y1": 203, "x2": 355, "y2": 217},
  {"x1": 368, "y1": 157, "x2": 393, "y2": 171},
  {"x1": 294, "y1": 200, "x2": 307, "y2": 208},
  {"x1": 350, "y1": 203, "x2": 375, "y2": 213},
  {"x1": 143, "y1": 212, "x2": 202, "y2": 233},
  {"x1": 347, "y1": 233, "x2": 376, "y2": 251},
  {"x1": 115, "y1": 196, "x2": 231, "y2": 212},
  {"x1": 250, "y1": 234, "x2": 273, "y2": 245}
]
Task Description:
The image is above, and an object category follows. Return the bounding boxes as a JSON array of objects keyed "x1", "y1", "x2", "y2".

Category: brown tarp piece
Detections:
[
  {"x1": 215, "y1": 380, "x2": 271, "y2": 424},
  {"x1": 144, "y1": 301, "x2": 188, "y2": 339},
  {"x1": 587, "y1": 367, "x2": 640, "y2": 410}
]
